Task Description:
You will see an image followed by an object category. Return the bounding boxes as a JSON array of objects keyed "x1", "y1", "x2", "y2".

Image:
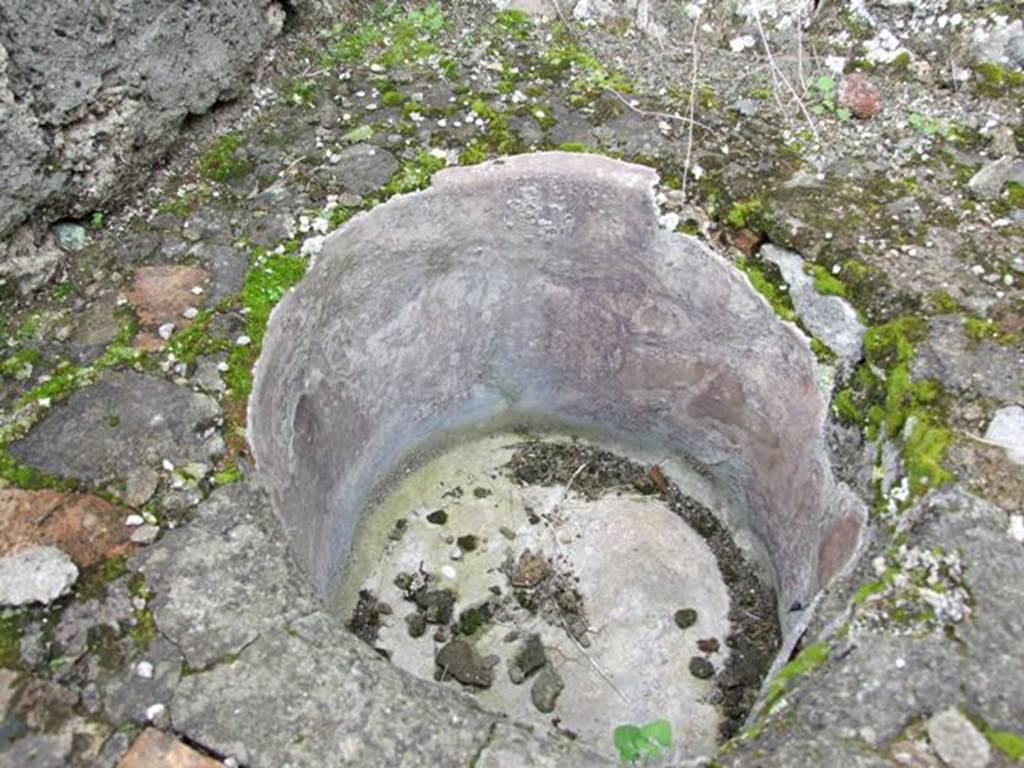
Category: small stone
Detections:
[
  {"x1": 450, "y1": 548, "x2": 462, "y2": 561},
  {"x1": 130, "y1": 524, "x2": 160, "y2": 545},
  {"x1": 435, "y1": 639, "x2": 493, "y2": 688},
  {"x1": 415, "y1": 588, "x2": 456, "y2": 624},
  {"x1": 509, "y1": 633, "x2": 547, "y2": 684},
  {"x1": 125, "y1": 514, "x2": 145, "y2": 527},
  {"x1": 840, "y1": 73, "x2": 881, "y2": 118},
  {"x1": 136, "y1": 660, "x2": 154, "y2": 679},
  {"x1": 405, "y1": 612, "x2": 427, "y2": 638},
  {"x1": 124, "y1": 467, "x2": 159, "y2": 507},
  {"x1": 674, "y1": 608, "x2": 698, "y2": 629},
  {"x1": 426, "y1": 509, "x2": 448, "y2": 525},
  {"x1": 472, "y1": 487, "x2": 492, "y2": 498},
  {"x1": 499, "y1": 526, "x2": 516, "y2": 540},
  {"x1": 968, "y1": 156, "x2": 1016, "y2": 200},
  {"x1": 511, "y1": 549, "x2": 552, "y2": 588},
  {"x1": 689, "y1": 656, "x2": 715, "y2": 679},
  {"x1": 441, "y1": 565, "x2": 457, "y2": 580},
  {"x1": 119, "y1": 727, "x2": 220, "y2": 768},
  {"x1": 456, "y1": 534, "x2": 479, "y2": 552},
  {"x1": 157, "y1": 323, "x2": 175, "y2": 340},
  {"x1": 0, "y1": 545, "x2": 78, "y2": 606},
  {"x1": 697, "y1": 637, "x2": 720, "y2": 654},
  {"x1": 984, "y1": 405, "x2": 1024, "y2": 465},
  {"x1": 235, "y1": 335, "x2": 251, "y2": 347},
  {"x1": 53, "y1": 223, "x2": 88, "y2": 252},
  {"x1": 530, "y1": 665, "x2": 564, "y2": 713},
  {"x1": 926, "y1": 708, "x2": 990, "y2": 768},
  {"x1": 182, "y1": 307, "x2": 199, "y2": 319}
]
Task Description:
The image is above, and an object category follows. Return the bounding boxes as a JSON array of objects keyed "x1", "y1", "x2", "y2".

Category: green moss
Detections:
[
  {"x1": 809, "y1": 264, "x2": 847, "y2": 297},
  {"x1": 736, "y1": 256, "x2": 797, "y2": 323},
  {"x1": 128, "y1": 608, "x2": 157, "y2": 651},
  {"x1": 1007, "y1": 181, "x2": 1024, "y2": 208},
  {"x1": 213, "y1": 465, "x2": 242, "y2": 486},
  {"x1": 224, "y1": 248, "x2": 308, "y2": 403},
  {"x1": 199, "y1": 134, "x2": 252, "y2": 183},
  {"x1": 964, "y1": 317, "x2": 1018, "y2": 345},
  {"x1": 459, "y1": 608, "x2": 484, "y2": 636},
  {"x1": 927, "y1": 290, "x2": 960, "y2": 314},
  {"x1": 903, "y1": 418, "x2": 952, "y2": 493},
  {"x1": 833, "y1": 388, "x2": 861, "y2": 423},
  {"x1": 0, "y1": 612, "x2": 21, "y2": 668},
  {"x1": 974, "y1": 62, "x2": 1024, "y2": 96},
  {"x1": 285, "y1": 79, "x2": 317, "y2": 107},
  {"x1": 0, "y1": 347, "x2": 42, "y2": 380},
  {"x1": 165, "y1": 310, "x2": 229, "y2": 364},
  {"x1": 382, "y1": 151, "x2": 447, "y2": 197},
  {"x1": 763, "y1": 641, "x2": 830, "y2": 711},
  {"x1": 494, "y1": 9, "x2": 533, "y2": 39},
  {"x1": 987, "y1": 729, "x2": 1024, "y2": 761},
  {"x1": 381, "y1": 89, "x2": 406, "y2": 107},
  {"x1": 725, "y1": 197, "x2": 765, "y2": 230}
]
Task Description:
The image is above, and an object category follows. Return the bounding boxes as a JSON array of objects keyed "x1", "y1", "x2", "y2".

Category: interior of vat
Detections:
[{"x1": 247, "y1": 152, "x2": 867, "y2": 757}]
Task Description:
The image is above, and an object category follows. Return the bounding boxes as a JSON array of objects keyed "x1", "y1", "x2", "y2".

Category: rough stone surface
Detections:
[
  {"x1": 0, "y1": 0, "x2": 294, "y2": 261},
  {"x1": 529, "y1": 665, "x2": 564, "y2": 713},
  {"x1": 761, "y1": 244, "x2": 866, "y2": 370},
  {"x1": 984, "y1": 405, "x2": 1024, "y2": 465},
  {"x1": 925, "y1": 709, "x2": 991, "y2": 768},
  {"x1": 251, "y1": 153, "x2": 866, "y2": 632},
  {"x1": 118, "y1": 728, "x2": 222, "y2": 768},
  {"x1": 132, "y1": 480, "x2": 315, "y2": 669},
  {"x1": 124, "y1": 265, "x2": 207, "y2": 347},
  {"x1": 321, "y1": 143, "x2": 399, "y2": 196},
  {"x1": 913, "y1": 316, "x2": 1023, "y2": 403},
  {"x1": 721, "y1": 488, "x2": 1024, "y2": 766},
  {"x1": 0, "y1": 544, "x2": 78, "y2": 606},
  {"x1": 0, "y1": 488, "x2": 133, "y2": 568},
  {"x1": 9, "y1": 370, "x2": 222, "y2": 484}
]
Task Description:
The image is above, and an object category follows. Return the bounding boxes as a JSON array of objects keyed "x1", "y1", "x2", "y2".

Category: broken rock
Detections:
[{"x1": 0, "y1": 545, "x2": 78, "y2": 606}]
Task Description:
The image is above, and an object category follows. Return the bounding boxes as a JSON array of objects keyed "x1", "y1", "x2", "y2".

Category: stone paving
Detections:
[{"x1": 0, "y1": 1, "x2": 1023, "y2": 766}]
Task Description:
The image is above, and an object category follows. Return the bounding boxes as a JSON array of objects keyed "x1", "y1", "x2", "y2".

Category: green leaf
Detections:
[
  {"x1": 613, "y1": 720, "x2": 673, "y2": 763},
  {"x1": 640, "y1": 720, "x2": 672, "y2": 748},
  {"x1": 987, "y1": 730, "x2": 1024, "y2": 760},
  {"x1": 613, "y1": 725, "x2": 643, "y2": 763},
  {"x1": 837, "y1": 107, "x2": 852, "y2": 121},
  {"x1": 816, "y1": 75, "x2": 835, "y2": 93}
]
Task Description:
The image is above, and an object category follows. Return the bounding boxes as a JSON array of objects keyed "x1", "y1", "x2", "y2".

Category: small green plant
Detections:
[
  {"x1": 986, "y1": 729, "x2": 1024, "y2": 761},
  {"x1": 908, "y1": 112, "x2": 945, "y2": 137},
  {"x1": 199, "y1": 134, "x2": 252, "y2": 183},
  {"x1": 807, "y1": 75, "x2": 851, "y2": 121},
  {"x1": 90, "y1": 211, "x2": 105, "y2": 229},
  {"x1": 613, "y1": 719, "x2": 672, "y2": 763}
]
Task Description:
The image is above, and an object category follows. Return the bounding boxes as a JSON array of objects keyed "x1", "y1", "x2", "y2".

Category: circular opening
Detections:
[{"x1": 249, "y1": 152, "x2": 866, "y2": 756}]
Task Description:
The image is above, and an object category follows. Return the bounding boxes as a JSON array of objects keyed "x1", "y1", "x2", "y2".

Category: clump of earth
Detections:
[{"x1": 338, "y1": 433, "x2": 779, "y2": 758}]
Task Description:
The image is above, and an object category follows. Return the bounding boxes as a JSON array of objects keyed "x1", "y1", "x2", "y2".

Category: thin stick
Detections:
[
  {"x1": 753, "y1": 9, "x2": 820, "y2": 142},
  {"x1": 566, "y1": 621, "x2": 633, "y2": 705},
  {"x1": 961, "y1": 431, "x2": 1014, "y2": 451},
  {"x1": 681, "y1": 10, "x2": 702, "y2": 204},
  {"x1": 603, "y1": 87, "x2": 715, "y2": 133}
]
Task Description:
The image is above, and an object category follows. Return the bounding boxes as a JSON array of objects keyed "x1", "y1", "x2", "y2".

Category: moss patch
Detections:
[{"x1": 199, "y1": 134, "x2": 253, "y2": 183}]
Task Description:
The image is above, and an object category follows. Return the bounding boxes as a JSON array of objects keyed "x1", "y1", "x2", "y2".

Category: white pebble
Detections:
[
  {"x1": 441, "y1": 565, "x2": 457, "y2": 580},
  {"x1": 125, "y1": 514, "x2": 145, "y2": 527},
  {"x1": 145, "y1": 703, "x2": 166, "y2": 722},
  {"x1": 236, "y1": 335, "x2": 252, "y2": 347},
  {"x1": 157, "y1": 323, "x2": 175, "y2": 340},
  {"x1": 182, "y1": 307, "x2": 199, "y2": 319},
  {"x1": 136, "y1": 660, "x2": 154, "y2": 679}
]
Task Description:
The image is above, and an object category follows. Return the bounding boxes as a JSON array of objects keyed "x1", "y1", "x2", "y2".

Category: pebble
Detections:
[
  {"x1": 689, "y1": 656, "x2": 715, "y2": 679},
  {"x1": 130, "y1": 524, "x2": 161, "y2": 545},
  {"x1": 136, "y1": 660, "x2": 154, "y2": 679},
  {"x1": 0, "y1": 545, "x2": 79, "y2": 607},
  {"x1": 530, "y1": 665, "x2": 564, "y2": 713},
  {"x1": 926, "y1": 708, "x2": 990, "y2": 768},
  {"x1": 674, "y1": 608, "x2": 698, "y2": 629},
  {"x1": 235, "y1": 335, "x2": 252, "y2": 346},
  {"x1": 125, "y1": 514, "x2": 145, "y2": 527},
  {"x1": 441, "y1": 565, "x2": 457, "y2": 580},
  {"x1": 157, "y1": 323, "x2": 175, "y2": 340}
]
